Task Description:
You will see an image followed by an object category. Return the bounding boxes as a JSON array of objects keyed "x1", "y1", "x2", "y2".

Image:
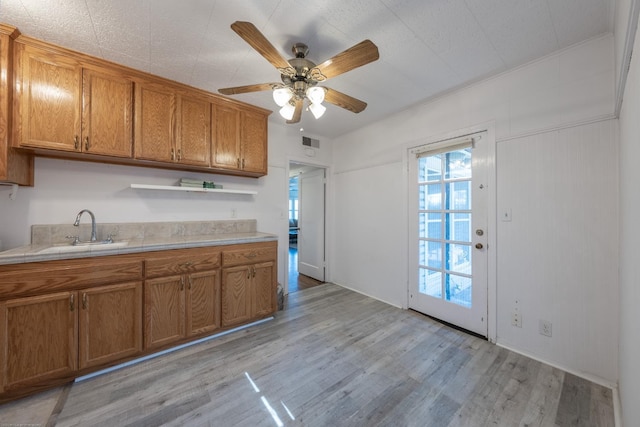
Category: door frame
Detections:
[
  {"x1": 285, "y1": 158, "x2": 331, "y2": 295},
  {"x1": 402, "y1": 122, "x2": 497, "y2": 342}
]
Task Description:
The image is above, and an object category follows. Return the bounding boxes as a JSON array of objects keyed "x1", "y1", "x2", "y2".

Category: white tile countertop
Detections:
[{"x1": 0, "y1": 220, "x2": 277, "y2": 265}]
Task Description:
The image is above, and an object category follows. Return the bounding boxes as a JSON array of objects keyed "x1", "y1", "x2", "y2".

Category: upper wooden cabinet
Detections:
[
  {"x1": 13, "y1": 42, "x2": 133, "y2": 157},
  {"x1": 0, "y1": 24, "x2": 32, "y2": 186},
  {"x1": 8, "y1": 30, "x2": 270, "y2": 178},
  {"x1": 212, "y1": 101, "x2": 268, "y2": 176},
  {"x1": 134, "y1": 83, "x2": 211, "y2": 167}
]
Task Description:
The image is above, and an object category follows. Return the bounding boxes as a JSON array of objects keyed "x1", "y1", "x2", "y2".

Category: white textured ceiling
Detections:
[{"x1": 2, "y1": 0, "x2": 614, "y2": 139}]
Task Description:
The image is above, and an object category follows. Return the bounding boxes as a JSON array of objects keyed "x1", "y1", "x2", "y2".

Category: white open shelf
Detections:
[{"x1": 130, "y1": 184, "x2": 257, "y2": 195}]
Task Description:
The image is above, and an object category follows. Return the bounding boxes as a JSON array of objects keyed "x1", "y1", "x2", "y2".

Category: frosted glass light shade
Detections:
[
  {"x1": 306, "y1": 86, "x2": 325, "y2": 104},
  {"x1": 279, "y1": 103, "x2": 296, "y2": 120},
  {"x1": 309, "y1": 102, "x2": 326, "y2": 119},
  {"x1": 273, "y1": 87, "x2": 293, "y2": 107}
]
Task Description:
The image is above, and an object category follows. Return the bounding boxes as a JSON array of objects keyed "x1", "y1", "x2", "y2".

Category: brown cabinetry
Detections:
[
  {"x1": 0, "y1": 24, "x2": 32, "y2": 186},
  {"x1": 221, "y1": 243, "x2": 277, "y2": 327},
  {"x1": 13, "y1": 41, "x2": 133, "y2": 157},
  {"x1": 0, "y1": 292, "x2": 77, "y2": 393},
  {"x1": 78, "y1": 282, "x2": 143, "y2": 370},
  {"x1": 212, "y1": 102, "x2": 268, "y2": 175},
  {"x1": 144, "y1": 249, "x2": 221, "y2": 350},
  {"x1": 134, "y1": 83, "x2": 211, "y2": 167},
  {"x1": 0, "y1": 240, "x2": 275, "y2": 402}
]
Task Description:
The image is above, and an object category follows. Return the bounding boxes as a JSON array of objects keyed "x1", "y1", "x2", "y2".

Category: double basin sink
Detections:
[{"x1": 37, "y1": 240, "x2": 129, "y2": 254}]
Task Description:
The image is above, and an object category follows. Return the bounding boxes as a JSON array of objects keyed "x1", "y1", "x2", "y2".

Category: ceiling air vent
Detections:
[{"x1": 302, "y1": 136, "x2": 319, "y2": 148}]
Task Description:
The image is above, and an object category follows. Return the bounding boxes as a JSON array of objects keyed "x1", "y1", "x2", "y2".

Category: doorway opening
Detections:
[{"x1": 288, "y1": 162, "x2": 326, "y2": 293}]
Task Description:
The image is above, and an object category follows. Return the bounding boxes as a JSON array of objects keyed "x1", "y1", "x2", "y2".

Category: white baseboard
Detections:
[
  {"x1": 496, "y1": 341, "x2": 616, "y2": 389},
  {"x1": 331, "y1": 281, "x2": 403, "y2": 309}
]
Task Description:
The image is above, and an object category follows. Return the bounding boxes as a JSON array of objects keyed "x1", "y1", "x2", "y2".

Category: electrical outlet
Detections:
[
  {"x1": 511, "y1": 312, "x2": 522, "y2": 328},
  {"x1": 539, "y1": 319, "x2": 552, "y2": 337}
]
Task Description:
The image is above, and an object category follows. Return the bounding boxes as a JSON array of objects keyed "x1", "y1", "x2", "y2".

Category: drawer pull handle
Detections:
[
  {"x1": 180, "y1": 262, "x2": 193, "y2": 268},
  {"x1": 82, "y1": 293, "x2": 88, "y2": 310},
  {"x1": 70, "y1": 294, "x2": 75, "y2": 312},
  {"x1": 244, "y1": 253, "x2": 257, "y2": 259}
]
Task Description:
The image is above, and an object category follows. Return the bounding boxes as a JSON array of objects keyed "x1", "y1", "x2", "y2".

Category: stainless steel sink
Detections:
[{"x1": 37, "y1": 241, "x2": 128, "y2": 254}]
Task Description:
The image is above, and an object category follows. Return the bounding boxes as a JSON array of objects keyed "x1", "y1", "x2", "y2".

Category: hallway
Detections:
[{"x1": 288, "y1": 244, "x2": 323, "y2": 293}]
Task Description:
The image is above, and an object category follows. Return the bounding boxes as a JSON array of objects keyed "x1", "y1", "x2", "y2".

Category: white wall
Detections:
[
  {"x1": 617, "y1": 12, "x2": 640, "y2": 426},
  {"x1": 330, "y1": 34, "x2": 618, "y2": 385},
  {"x1": 0, "y1": 121, "x2": 333, "y2": 288}
]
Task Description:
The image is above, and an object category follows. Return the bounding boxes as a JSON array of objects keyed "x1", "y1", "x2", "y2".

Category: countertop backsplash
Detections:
[{"x1": 31, "y1": 219, "x2": 258, "y2": 245}]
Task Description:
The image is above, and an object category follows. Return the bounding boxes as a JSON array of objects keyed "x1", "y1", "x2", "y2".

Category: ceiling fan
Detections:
[{"x1": 218, "y1": 21, "x2": 379, "y2": 124}]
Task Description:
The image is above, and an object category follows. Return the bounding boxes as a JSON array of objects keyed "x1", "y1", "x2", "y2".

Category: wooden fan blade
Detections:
[
  {"x1": 286, "y1": 99, "x2": 303, "y2": 124},
  {"x1": 218, "y1": 83, "x2": 277, "y2": 95},
  {"x1": 311, "y1": 40, "x2": 379, "y2": 80},
  {"x1": 231, "y1": 21, "x2": 292, "y2": 71},
  {"x1": 324, "y1": 87, "x2": 367, "y2": 113}
]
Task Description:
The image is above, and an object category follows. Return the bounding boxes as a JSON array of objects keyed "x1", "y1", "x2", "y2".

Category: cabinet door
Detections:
[
  {"x1": 0, "y1": 292, "x2": 77, "y2": 392},
  {"x1": 82, "y1": 68, "x2": 133, "y2": 157},
  {"x1": 211, "y1": 103, "x2": 240, "y2": 170},
  {"x1": 144, "y1": 275, "x2": 185, "y2": 350},
  {"x1": 78, "y1": 282, "x2": 142, "y2": 370},
  {"x1": 177, "y1": 94, "x2": 210, "y2": 167},
  {"x1": 240, "y1": 110, "x2": 268, "y2": 174},
  {"x1": 187, "y1": 270, "x2": 220, "y2": 336},
  {"x1": 221, "y1": 266, "x2": 252, "y2": 327},
  {"x1": 15, "y1": 43, "x2": 81, "y2": 151},
  {"x1": 253, "y1": 261, "x2": 276, "y2": 318},
  {"x1": 134, "y1": 83, "x2": 175, "y2": 162}
]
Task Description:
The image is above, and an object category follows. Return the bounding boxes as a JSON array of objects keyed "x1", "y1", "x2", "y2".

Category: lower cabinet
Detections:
[
  {"x1": 0, "y1": 281, "x2": 143, "y2": 393},
  {"x1": 0, "y1": 240, "x2": 276, "y2": 402},
  {"x1": 78, "y1": 282, "x2": 143, "y2": 370},
  {"x1": 221, "y1": 243, "x2": 277, "y2": 327},
  {"x1": 0, "y1": 292, "x2": 77, "y2": 393},
  {"x1": 144, "y1": 250, "x2": 221, "y2": 350}
]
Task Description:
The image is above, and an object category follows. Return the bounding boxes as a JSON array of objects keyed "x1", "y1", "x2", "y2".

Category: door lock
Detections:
[{"x1": 475, "y1": 229, "x2": 484, "y2": 236}]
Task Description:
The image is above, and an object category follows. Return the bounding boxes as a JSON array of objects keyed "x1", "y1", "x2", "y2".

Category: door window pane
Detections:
[
  {"x1": 446, "y1": 243, "x2": 471, "y2": 275},
  {"x1": 444, "y1": 149, "x2": 471, "y2": 179},
  {"x1": 419, "y1": 156, "x2": 442, "y2": 182},
  {"x1": 445, "y1": 274, "x2": 472, "y2": 308},
  {"x1": 446, "y1": 181, "x2": 471, "y2": 210},
  {"x1": 419, "y1": 240, "x2": 442, "y2": 269},
  {"x1": 445, "y1": 213, "x2": 471, "y2": 243},
  {"x1": 420, "y1": 213, "x2": 442, "y2": 239},
  {"x1": 419, "y1": 184, "x2": 442, "y2": 210},
  {"x1": 419, "y1": 268, "x2": 442, "y2": 298}
]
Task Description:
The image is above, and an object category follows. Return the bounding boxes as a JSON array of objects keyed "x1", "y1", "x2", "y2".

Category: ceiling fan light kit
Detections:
[{"x1": 219, "y1": 21, "x2": 379, "y2": 124}]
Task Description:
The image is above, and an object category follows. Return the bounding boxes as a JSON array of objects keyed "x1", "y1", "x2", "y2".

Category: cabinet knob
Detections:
[
  {"x1": 74, "y1": 136, "x2": 79, "y2": 150},
  {"x1": 177, "y1": 149, "x2": 182, "y2": 161},
  {"x1": 70, "y1": 294, "x2": 75, "y2": 312},
  {"x1": 82, "y1": 293, "x2": 88, "y2": 310},
  {"x1": 84, "y1": 136, "x2": 90, "y2": 151},
  {"x1": 171, "y1": 148, "x2": 175, "y2": 161},
  {"x1": 180, "y1": 277, "x2": 185, "y2": 291}
]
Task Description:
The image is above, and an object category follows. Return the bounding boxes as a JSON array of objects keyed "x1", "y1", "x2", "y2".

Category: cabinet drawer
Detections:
[
  {"x1": 222, "y1": 244, "x2": 276, "y2": 267},
  {"x1": 0, "y1": 259, "x2": 143, "y2": 300},
  {"x1": 145, "y1": 250, "x2": 221, "y2": 278}
]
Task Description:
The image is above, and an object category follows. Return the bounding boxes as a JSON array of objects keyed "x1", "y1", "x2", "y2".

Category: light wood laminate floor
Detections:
[{"x1": 0, "y1": 283, "x2": 614, "y2": 426}]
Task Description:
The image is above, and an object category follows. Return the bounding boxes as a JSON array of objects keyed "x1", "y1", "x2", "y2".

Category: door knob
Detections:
[{"x1": 475, "y1": 243, "x2": 483, "y2": 249}]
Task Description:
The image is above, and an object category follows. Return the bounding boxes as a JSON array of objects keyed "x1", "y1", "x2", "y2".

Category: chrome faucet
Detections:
[{"x1": 73, "y1": 209, "x2": 97, "y2": 242}]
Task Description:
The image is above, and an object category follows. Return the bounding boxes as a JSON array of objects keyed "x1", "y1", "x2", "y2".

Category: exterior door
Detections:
[
  {"x1": 409, "y1": 132, "x2": 488, "y2": 336},
  {"x1": 298, "y1": 167, "x2": 326, "y2": 282}
]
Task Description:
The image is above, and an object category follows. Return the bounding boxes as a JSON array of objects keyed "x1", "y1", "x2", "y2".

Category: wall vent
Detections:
[{"x1": 302, "y1": 136, "x2": 320, "y2": 148}]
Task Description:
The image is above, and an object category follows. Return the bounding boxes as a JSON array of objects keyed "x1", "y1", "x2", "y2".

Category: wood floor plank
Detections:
[{"x1": 0, "y1": 283, "x2": 615, "y2": 427}]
